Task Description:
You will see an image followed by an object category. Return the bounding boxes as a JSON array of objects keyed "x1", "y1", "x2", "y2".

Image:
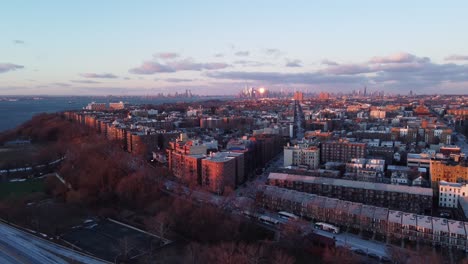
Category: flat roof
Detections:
[
  {"x1": 439, "y1": 181, "x2": 463, "y2": 188},
  {"x1": 402, "y1": 213, "x2": 417, "y2": 226},
  {"x1": 432, "y1": 217, "x2": 449, "y2": 233},
  {"x1": 336, "y1": 200, "x2": 351, "y2": 212},
  {"x1": 311, "y1": 196, "x2": 326, "y2": 207},
  {"x1": 374, "y1": 207, "x2": 389, "y2": 221},
  {"x1": 416, "y1": 215, "x2": 433, "y2": 230},
  {"x1": 348, "y1": 202, "x2": 362, "y2": 216},
  {"x1": 388, "y1": 210, "x2": 403, "y2": 224},
  {"x1": 360, "y1": 205, "x2": 376, "y2": 218},
  {"x1": 387, "y1": 165, "x2": 411, "y2": 171},
  {"x1": 324, "y1": 198, "x2": 339, "y2": 209},
  {"x1": 447, "y1": 220, "x2": 466, "y2": 236},
  {"x1": 268, "y1": 173, "x2": 433, "y2": 196}
]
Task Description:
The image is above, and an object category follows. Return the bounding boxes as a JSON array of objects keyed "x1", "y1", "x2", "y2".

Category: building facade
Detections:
[
  {"x1": 320, "y1": 141, "x2": 367, "y2": 163},
  {"x1": 439, "y1": 181, "x2": 468, "y2": 208},
  {"x1": 256, "y1": 185, "x2": 467, "y2": 249},
  {"x1": 267, "y1": 172, "x2": 433, "y2": 214},
  {"x1": 284, "y1": 145, "x2": 320, "y2": 169}
]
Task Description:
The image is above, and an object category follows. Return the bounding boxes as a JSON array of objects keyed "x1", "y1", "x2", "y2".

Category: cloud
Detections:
[
  {"x1": 129, "y1": 61, "x2": 176, "y2": 74},
  {"x1": 169, "y1": 59, "x2": 229, "y2": 71},
  {"x1": 233, "y1": 60, "x2": 271, "y2": 67},
  {"x1": 0, "y1": 63, "x2": 24, "y2": 73},
  {"x1": 154, "y1": 52, "x2": 179, "y2": 59},
  {"x1": 369, "y1": 52, "x2": 429, "y2": 64},
  {"x1": 322, "y1": 64, "x2": 371, "y2": 75},
  {"x1": 321, "y1": 59, "x2": 339, "y2": 66},
  {"x1": 164, "y1": 78, "x2": 194, "y2": 83},
  {"x1": 235, "y1": 51, "x2": 250, "y2": 57},
  {"x1": 206, "y1": 71, "x2": 364, "y2": 85},
  {"x1": 445, "y1": 54, "x2": 468, "y2": 61},
  {"x1": 264, "y1": 48, "x2": 283, "y2": 57},
  {"x1": 214, "y1": 53, "x2": 224, "y2": 57},
  {"x1": 13, "y1": 40, "x2": 25, "y2": 45},
  {"x1": 52, "y1": 82, "x2": 71, "y2": 87},
  {"x1": 207, "y1": 52, "x2": 468, "y2": 93},
  {"x1": 80, "y1": 73, "x2": 118, "y2": 79},
  {"x1": 322, "y1": 53, "x2": 431, "y2": 75},
  {"x1": 70, "y1": 80, "x2": 101, "y2": 84},
  {"x1": 129, "y1": 58, "x2": 229, "y2": 75},
  {"x1": 285, "y1": 59, "x2": 302, "y2": 67}
]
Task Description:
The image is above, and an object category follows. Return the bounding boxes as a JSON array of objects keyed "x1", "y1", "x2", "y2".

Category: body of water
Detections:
[{"x1": 0, "y1": 96, "x2": 229, "y2": 132}]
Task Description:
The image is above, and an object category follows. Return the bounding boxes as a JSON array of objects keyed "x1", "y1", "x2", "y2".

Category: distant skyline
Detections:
[{"x1": 1, "y1": 1, "x2": 468, "y2": 95}]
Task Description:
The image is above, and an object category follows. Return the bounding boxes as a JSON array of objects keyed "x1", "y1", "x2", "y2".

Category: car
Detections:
[
  {"x1": 440, "y1": 212, "x2": 450, "y2": 218},
  {"x1": 368, "y1": 253, "x2": 380, "y2": 260}
]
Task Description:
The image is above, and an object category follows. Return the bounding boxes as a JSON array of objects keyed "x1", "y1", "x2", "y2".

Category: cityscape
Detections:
[{"x1": 1, "y1": 1, "x2": 468, "y2": 264}]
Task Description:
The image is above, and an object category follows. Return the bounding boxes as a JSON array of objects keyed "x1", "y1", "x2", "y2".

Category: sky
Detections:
[{"x1": 1, "y1": 1, "x2": 468, "y2": 95}]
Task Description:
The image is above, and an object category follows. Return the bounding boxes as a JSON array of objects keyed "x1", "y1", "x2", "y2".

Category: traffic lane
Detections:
[
  {"x1": 311, "y1": 228, "x2": 388, "y2": 258},
  {"x1": 0, "y1": 230, "x2": 65, "y2": 264},
  {"x1": 0, "y1": 239, "x2": 40, "y2": 264},
  {"x1": 0, "y1": 222, "x2": 107, "y2": 264}
]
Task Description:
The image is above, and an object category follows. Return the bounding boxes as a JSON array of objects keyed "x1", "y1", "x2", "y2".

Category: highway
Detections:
[{"x1": 0, "y1": 221, "x2": 108, "y2": 264}]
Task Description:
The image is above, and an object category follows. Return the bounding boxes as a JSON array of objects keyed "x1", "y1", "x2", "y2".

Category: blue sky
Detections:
[{"x1": 1, "y1": 1, "x2": 468, "y2": 95}]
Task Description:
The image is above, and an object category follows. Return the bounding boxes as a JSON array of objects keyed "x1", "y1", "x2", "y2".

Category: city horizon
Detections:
[{"x1": 2, "y1": 1, "x2": 468, "y2": 96}]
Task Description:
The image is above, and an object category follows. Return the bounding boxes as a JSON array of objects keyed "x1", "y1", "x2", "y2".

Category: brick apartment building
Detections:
[
  {"x1": 320, "y1": 140, "x2": 367, "y2": 164},
  {"x1": 430, "y1": 158, "x2": 468, "y2": 184},
  {"x1": 201, "y1": 152, "x2": 237, "y2": 194},
  {"x1": 256, "y1": 185, "x2": 468, "y2": 248},
  {"x1": 267, "y1": 172, "x2": 433, "y2": 214}
]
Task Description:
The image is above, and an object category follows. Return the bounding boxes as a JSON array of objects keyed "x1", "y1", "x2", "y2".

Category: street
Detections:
[{"x1": 0, "y1": 221, "x2": 108, "y2": 264}]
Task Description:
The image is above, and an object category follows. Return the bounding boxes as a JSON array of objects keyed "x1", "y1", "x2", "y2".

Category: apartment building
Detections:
[
  {"x1": 201, "y1": 152, "x2": 237, "y2": 194},
  {"x1": 345, "y1": 158, "x2": 385, "y2": 182},
  {"x1": 439, "y1": 181, "x2": 468, "y2": 208},
  {"x1": 320, "y1": 140, "x2": 367, "y2": 163},
  {"x1": 430, "y1": 159, "x2": 468, "y2": 184},
  {"x1": 267, "y1": 172, "x2": 433, "y2": 214},
  {"x1": 284, "y1": 144, "x2": 320, "y2": 169},
  {"x1": 256, "y1": 185, "x2": 467, "y2": 249}
]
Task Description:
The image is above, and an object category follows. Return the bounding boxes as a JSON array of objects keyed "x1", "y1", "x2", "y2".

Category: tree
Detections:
[
  {"x1": 145, "y1": 212, "x2": 173, "y2": 239},
  {"x1": 270, "y1": 250, "x2": 295, "y2": 264},
  {"x1": 321, "y1": 246, "x2": 359, "y2": 264}
]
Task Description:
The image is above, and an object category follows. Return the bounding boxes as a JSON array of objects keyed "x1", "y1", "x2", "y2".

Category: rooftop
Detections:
[
  {"x1": 373, "y1": 207, "x2": 389, "y2": 221},
  {"x1": 439, "y1": 181, "x2": 464, "y2": 188},
  {"x1": 447, "y1": 220, "x2": 466, "y2": 236},
  {"x1": 388, "y1": 210, "x2": 403, "y2": 224},
  {"x1": 401, "y1": 213, "x2": 417, "y2": 226},
  {"x1": 416, "y1": 215, "x2": 433, "y2": 230},
  {"x1": 360, "y1": 205, "x2": 376, "y2": 218},
  {"x1": 432, "y1": 217, "x2": 449, "y2": 233},
  {"x1": 268, "y1": 173, "x2": 433, "y2": 196}
]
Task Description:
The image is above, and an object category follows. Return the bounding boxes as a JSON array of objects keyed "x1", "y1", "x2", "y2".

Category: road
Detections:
[
  {"x1": 312, "y1": 228, "x2": 388, "y2": 257},
  {"x1": 157, "y1": 152, "x2": 392, "y2": 259},
  {"x1": 0, "y1": 221, "x2": 108, "y2": 264}
]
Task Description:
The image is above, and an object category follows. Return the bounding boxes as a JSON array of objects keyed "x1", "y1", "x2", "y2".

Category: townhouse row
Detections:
[{"x1": 256, "y1": 185, "x2": 468, "y2": 250}]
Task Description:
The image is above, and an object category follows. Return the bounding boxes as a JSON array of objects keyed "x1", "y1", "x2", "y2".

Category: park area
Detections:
[{"x1": 0, "y1": 178, "x2": 44, "y2": 200}]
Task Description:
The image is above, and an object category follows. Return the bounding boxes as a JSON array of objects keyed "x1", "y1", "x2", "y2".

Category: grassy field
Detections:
[{"x1": 0, "y1": 178, "x2": 44, "y2": 200}]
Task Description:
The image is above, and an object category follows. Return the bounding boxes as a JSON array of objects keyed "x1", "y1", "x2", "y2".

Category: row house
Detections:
[
  {"x1": 267, "y1": 172, "x2": 433, "y2": 214},
  {"x1": 256, "y1": 185, "x2": 468, "y2": 249},
  {"x1": 416, "y1": 215, "x2": 433, "y2": 242}
]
